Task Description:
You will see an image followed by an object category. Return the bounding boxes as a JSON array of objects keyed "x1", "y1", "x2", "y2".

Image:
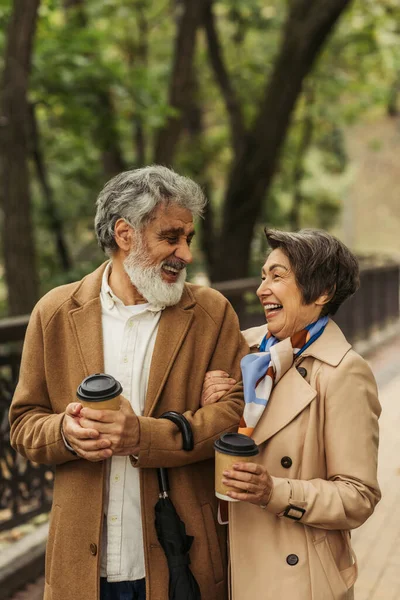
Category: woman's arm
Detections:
[{"x1": 224, "y1": 351, "x2": 381, "y2": 530}]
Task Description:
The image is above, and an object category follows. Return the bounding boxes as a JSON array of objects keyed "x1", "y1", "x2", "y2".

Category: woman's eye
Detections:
[{"x1": 272, "y1": 273, "x2": 281, "y2": 279}]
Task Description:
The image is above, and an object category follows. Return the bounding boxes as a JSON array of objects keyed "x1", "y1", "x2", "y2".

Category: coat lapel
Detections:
[
  {"x1": 144, "y1": 304, "x2": 194, "y2": 417},
  {"x1": 252, "y1": 367, "x2": 316, "y2": 446},
  {"x1": 144, "y1": 285, "x2": 196, "y2": 417},
  {"x1": 68, "y1": 297, "x2": 104, "y2": 377},
  {"x1": 67, "y1": 263, "x2": 107, "y2": 378}
]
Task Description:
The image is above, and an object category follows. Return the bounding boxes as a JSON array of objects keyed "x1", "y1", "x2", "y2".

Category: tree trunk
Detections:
[
  {"x1": 29, "y1": 103, "x2": 72, "y2": 272},
  {"x1": 203, "y1": 1, "x2": 245, "y2": 157},
  {"x1": 210, "y1": 0, "x2": 352, "y2": 282},
  {"x1": 154, "y1": 0, "x2": 206, "y2": 165},
  {"x1": 0, "y1": 0, "x2": 40, "y2": 316}
]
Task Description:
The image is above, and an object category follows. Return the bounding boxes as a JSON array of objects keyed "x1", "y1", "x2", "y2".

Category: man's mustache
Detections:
[{"x1": 161, "y1": 259, "x2": 187, "y2": 271}]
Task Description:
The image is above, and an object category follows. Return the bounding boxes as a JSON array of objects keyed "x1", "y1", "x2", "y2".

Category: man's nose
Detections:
[{"x1": 175, "y1": 240, "x2": 193, "y2": 265}]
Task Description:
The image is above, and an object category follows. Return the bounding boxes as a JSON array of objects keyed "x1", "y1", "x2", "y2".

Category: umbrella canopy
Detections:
[
  {"x1": 155, "y1": 496, "x2": 201, "y2": 600},
  {"x1": 155, "y1": 412, "x2": 201, "y2": 600}
]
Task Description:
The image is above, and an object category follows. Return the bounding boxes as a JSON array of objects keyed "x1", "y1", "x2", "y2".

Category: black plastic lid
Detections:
[
  {"x1": 77, "y1": 374, "x2": 123, "y2": 402},
  {"x1": 214, "y1": 433, "x2": 259, "y2": 457}
]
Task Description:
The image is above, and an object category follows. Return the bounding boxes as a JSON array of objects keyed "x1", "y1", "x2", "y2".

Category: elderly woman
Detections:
[{"x1": 202, "y1": 229, "x2": 381, "y2": 600}]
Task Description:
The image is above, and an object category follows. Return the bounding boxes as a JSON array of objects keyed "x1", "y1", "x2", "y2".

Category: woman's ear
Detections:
[
  {"x1": 114, "y1": 218, "x2": 134, "y2": 253},
  {"x1": 315, "y1": 290, "x2": 332, "y2": 308}
]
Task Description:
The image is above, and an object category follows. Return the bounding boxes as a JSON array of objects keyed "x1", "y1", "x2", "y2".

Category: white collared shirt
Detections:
[{"x1": 99, "y1": 262, "x2": 162, "y2": 581}]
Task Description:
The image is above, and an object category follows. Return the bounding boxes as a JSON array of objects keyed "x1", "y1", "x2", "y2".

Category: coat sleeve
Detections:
[
  {"x1": 9, "y1": 303, "x2": 79, "y2": 465},
  {"x1": 134, "y1": 301, "x2": 248, "y2": 469},
  {"x1": 265, "y1": 352, "x2": 381, "y2": 530}
]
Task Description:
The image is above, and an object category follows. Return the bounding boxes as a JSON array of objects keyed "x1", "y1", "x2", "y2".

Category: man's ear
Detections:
[{"x1": 114, "y1": 218, "x2": 134, "y2": 253}]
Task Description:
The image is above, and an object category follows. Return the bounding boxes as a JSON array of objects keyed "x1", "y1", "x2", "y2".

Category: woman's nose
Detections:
[{"x1": 257, "y1": 280, "x2": 270, "y2": 298}]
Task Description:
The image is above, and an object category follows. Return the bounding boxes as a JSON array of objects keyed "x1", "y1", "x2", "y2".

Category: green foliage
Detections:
[{"x1": 1, "y1": 0, "x2": 400, "y2": 311}]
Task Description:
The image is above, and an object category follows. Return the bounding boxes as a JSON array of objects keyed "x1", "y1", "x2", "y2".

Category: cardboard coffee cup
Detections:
[
  {"x1": 77, "y1": 374, "x2": 123, "y2": 411},
  {"x1": 214, "y1": 433, "x2": 259, "y2": 501}
]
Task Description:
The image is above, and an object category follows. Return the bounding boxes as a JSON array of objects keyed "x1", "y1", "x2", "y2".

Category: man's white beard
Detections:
[{"x1": 123, "y1": 238, "x2": 186, "y2": 309}]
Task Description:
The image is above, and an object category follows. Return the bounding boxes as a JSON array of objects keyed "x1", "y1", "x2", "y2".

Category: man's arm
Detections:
[
  {"x1": 9, "y1": 304, "x2": 111, "y2": 465},
  {"x1": 134, "y1": 299, "x2": 248, "y2": 468}
]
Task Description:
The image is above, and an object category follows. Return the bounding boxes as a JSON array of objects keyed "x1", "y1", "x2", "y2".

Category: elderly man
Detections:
[{"x1": 9, "y1": 166, "x2": 247, "y2": 600}]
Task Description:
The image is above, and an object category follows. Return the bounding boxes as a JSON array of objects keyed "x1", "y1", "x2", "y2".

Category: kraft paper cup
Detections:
[
  {"x1": 214, "y1": 433, "x2": 259, "y2": 502},
  {"x1": 77, "y1": 373, "x2": 123, "y2": 411}
]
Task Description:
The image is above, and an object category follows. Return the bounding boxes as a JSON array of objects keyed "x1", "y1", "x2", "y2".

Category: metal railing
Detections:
[
  {"x1": 0, "y1": 262, "x2": 399, "y2": 533},
  {"x1": 0, "y1": 330, "x2": 53, "y2": 533}
]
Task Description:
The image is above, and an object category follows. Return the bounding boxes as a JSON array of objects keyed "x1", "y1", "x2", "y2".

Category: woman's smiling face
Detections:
[{"x1": 257, "y1": 248, "x2": 326, "y2": 340}]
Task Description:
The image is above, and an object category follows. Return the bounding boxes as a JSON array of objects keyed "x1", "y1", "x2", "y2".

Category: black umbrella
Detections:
[{"x1": 155, "y1": 411, "x2": 201, "y2": 600}]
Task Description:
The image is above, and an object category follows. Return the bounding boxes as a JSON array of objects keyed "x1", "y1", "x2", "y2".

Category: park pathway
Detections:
[{"x1": 7, "y1": 335, "x2": 400, "y2": 600}]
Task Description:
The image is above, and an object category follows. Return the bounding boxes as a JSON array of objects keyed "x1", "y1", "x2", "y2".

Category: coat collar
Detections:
[
  {"x1": 243, "y1": 319, "x2": 351, "y2": 367},
  {"x1": 297, "y1": 319, "x2": 351, "y2": 367},
  {"x1": 68, "y1": 261, "x2": 197, "y2": 410},
  {"x1": 251, "y1": 319, "x2": 351, "y2": 445}
]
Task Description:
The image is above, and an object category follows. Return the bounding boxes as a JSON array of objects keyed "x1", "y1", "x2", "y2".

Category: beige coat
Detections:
[
  {"x1": 9, "y1": 263, "x2": 249, "y2": 600},
  {"x1": 229, "y1": 321, "x2": 381, "y2": 600}
]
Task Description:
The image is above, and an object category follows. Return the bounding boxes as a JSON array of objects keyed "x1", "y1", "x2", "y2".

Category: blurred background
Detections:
[
  {"x1": 0, "y1": 0, "x2": 400, "y2": 317},
  {"x1": 0, "y1": 1, "x2": 400, "y2": 599}
]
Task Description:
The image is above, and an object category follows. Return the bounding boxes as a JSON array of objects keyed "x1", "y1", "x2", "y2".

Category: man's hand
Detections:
[
  {"x1": 201, "y1": 370, "x2": 237, "y2": 406},
  {"x1": 78, "y1": 396, "x2": 140, "y2": 456},
  {"x1": 62, "y1": 402, "x2": 113, "y2": 462}
]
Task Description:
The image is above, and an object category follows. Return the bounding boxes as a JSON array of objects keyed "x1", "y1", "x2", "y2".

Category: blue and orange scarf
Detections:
[{"x1": 238, "y1": 315, "x2": 328, "y2": 437}]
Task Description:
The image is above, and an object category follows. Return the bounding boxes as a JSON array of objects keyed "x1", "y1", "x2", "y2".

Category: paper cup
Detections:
[
  {"x1": 77, "y1": 374, "x2": 123, "y2": 411},
  {"x1": 214, "y1": 433, "x2": 259, "y2": 501}
]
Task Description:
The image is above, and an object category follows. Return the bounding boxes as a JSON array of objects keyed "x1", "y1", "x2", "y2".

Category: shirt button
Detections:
[
  {"x1": 111, "y1": 516, "x2": 118, "y2": 523},
  {"x1": 114, "y1": 474, "x2": 120, "y2": 482},
  {"x1": 281, "y1": 456, "x2": 292, "y2": 469},
  {"x1": 296, "y1": 366, "x2": 307, "y2": 378},
  {"x1": 90, "y1": 543, "x2": 97, "y2": 556},
  {"x1": 123, "y1": 357, "x2": 128, "y2": 363},
  {"x1": 286, "y1": 554, "x2": 299, "y2": 566}
]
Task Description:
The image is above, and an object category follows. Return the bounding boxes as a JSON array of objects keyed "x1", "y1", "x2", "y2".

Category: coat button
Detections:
[
  {"x1": 281, "y1": 456, "x2": 292, "y2": 469},
  {"x1": 90, "y1": 543, "x2": 97, "y2": 556},
  {"x1": 297, "y1": 366, "x2": 307, "y2": 378},
  {"x1": 286, "y1": 554, "x2": 299, "y2": 566}
]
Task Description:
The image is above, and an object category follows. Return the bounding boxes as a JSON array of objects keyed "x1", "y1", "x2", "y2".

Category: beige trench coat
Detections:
[
  {"x1": 9, "y1": 263, "x2": 249, "y2": 600},
  {"x1": 229, "y1": 321, "x2": 381, "y2": 600}
]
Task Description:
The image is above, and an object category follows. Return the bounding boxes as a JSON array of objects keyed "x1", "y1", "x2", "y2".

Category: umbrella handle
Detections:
[
  {"x1": 159, "y1": 411, "x2": 194, "y2": 451},
  {"x1": 157, "y1": 468, "x2": 170, "y2": 495}
]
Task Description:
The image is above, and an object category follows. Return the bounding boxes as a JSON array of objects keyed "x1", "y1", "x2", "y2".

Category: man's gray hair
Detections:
[{"x1": 95, "y1": 165, "x2": 207, "y2": 254}]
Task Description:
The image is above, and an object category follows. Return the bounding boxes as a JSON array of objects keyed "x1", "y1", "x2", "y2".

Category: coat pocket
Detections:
[
  {"x1": 313, "y1": 535, "x2": 352, "y2": 600},
  {"x1": 201, "y1": 503, "x2": 224, "y2": 584},
  {"x1": 45, "y1": 504, "x2": 61, "y2": 586}
]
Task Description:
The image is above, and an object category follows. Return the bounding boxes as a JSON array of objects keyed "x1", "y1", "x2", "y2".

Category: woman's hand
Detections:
[
  {"x1": 201, "y1": 370, "x2": 237, "y2": 407},
  {"x1": 222, "y1": 462, "x2": 273, "y2": 507}
]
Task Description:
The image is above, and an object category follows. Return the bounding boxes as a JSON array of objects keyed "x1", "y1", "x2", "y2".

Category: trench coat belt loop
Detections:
[{"x1": 285, "y1": 479, "x2": 307, "y2": 521}]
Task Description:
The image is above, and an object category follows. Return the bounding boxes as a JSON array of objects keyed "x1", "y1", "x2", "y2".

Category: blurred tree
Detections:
[
  {"x1": 207, "y1": 0, "x2": 353, "y2": 282},
  {"x1": 0, "y1": 0, "x2": 40, "y2": 316},
  {"x1": 1, "y1": 0, "x2": 400, "y2": 316}
]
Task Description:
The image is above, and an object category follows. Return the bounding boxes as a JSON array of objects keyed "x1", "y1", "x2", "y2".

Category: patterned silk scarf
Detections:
[{"x1": 238, "y1": 316, "x2": 329, "y2": 437}]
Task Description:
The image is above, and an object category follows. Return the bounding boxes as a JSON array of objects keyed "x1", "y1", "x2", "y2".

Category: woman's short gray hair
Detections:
[
  {"x1": 95, "y1": 165, "x2": 207, "y2": 254},
  {"x1": 265, "y1": 228, "x2": 360, "y2": 316}
]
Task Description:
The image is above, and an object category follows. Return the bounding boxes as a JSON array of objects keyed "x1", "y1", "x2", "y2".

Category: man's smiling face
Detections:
[
  {"x1": 123, "y1": 202, "x2": 195, "y2": 307},
  {"x1": 139, "y1": 202, "x2": 195, "y2": 280}
]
